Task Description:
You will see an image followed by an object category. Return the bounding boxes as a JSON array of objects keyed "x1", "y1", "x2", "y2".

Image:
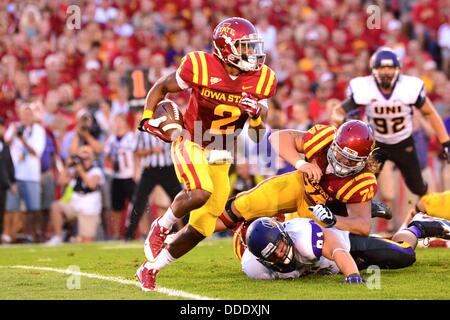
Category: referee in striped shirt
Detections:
[{"x1": 125, "y1": 131, "x2": 182, "y2": 240}]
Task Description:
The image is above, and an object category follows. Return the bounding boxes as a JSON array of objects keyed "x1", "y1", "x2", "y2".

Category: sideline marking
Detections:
[{"x1": 3, "y1": 265, "x2": 217, "y2": 300}]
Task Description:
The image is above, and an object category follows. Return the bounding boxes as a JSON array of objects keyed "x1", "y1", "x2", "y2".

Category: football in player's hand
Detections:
[{"x1": 154, "y1": 99, "x2": 184, "y2": 142}]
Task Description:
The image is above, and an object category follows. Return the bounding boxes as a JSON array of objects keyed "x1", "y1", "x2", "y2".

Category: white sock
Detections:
[
  {"x1": 158, "y1": 207, "x2": 178, "y2": 229},
  {"x1": 145, "y1": 248, "x2": 175, "y2": 270}
]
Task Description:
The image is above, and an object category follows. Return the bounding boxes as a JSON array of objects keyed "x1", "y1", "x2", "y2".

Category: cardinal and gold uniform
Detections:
[
  {"x1": 233, "y1": 124, "x2": 378, "y2": 223},
  {"x1": 172, "y1": 51, "x2": 277, "y2": 237},
  {"x1": 419, "y1": 191, "x2": 450, "y2": 220}
]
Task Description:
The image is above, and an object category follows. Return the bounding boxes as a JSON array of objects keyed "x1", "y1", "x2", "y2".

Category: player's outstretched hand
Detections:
[
  {"x1": 296, "y1": 161, "x2": 322, "y2": 184},
  {"x1": 238, "y1": 92, "x2": 260, "y2": 119},
  {"x1": 309, "y1": 204, "x2": 336, "y2": 227}
]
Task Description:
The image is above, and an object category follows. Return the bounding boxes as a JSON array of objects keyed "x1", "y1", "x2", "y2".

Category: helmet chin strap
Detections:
[
  {"x1": 212, "y1": 41, "x2": 224, "y2": 61},
  {"x1": 390, "y1": 68, "x2": 400, "y2": 87},
  {"x1": 283, "y1": 246, "x2": 294, "y2": 265}
]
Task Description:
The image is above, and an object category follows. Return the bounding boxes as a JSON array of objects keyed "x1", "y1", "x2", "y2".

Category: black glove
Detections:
[{"x1": 439, "y1": 140, "x2": 450, "y2": 164}]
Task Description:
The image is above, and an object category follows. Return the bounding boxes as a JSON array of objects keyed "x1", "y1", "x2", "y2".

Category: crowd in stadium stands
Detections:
[{"x1": 0, "y1": 0, "x2": 449, "y2": 244}]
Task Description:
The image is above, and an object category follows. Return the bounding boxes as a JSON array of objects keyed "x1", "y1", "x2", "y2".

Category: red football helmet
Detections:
[
  {"x1": 212, "y1": 17, "x2": 265, "y2": 72},
  {"x1": 327, "y1": 120, "x2": 375, "y2": 177}
]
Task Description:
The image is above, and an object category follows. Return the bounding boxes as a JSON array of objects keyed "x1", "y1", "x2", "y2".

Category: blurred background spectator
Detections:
[
  {"x1": 103, "y1": 113, "x2": 136, "y2": 240},
  {"x1": 0, "y1": 0, "x2": 448, "y2": 243},
  {"x1": 124, "y1": 115, "x2": 182, "y2": 241},
  {"x1": 0, "y1": 117, "x2": 15, "y2": 244},
  {"x1": 3, "y1": 103, "x2": 46, "y2": 243},
  {"x1": 46, "y1": 145, "x2": 104, "y2": 244}
]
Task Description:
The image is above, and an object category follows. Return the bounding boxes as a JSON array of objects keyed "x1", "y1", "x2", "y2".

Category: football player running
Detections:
[
  {"x1": 219, "y1": 120, "x2": 380, "y2": 237},
  {"x1": 331, "y1": 47, "x2": 450, "y2": 199},
  {"x1": 135, "y1": 17, "x2": 277, "y2": 291},
  {"x1": 237, "y1": 214, "x2": 450, "y2": 281}
]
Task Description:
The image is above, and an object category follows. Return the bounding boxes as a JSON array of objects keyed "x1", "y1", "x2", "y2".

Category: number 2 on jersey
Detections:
[{"x1": 210, "y1": 104, "x2": 242, "y2": 134}]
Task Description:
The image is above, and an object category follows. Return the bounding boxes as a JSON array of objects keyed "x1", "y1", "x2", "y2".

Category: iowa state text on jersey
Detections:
[{"x1": 176, "y1": 51, "x2": 277, "y2": 150}]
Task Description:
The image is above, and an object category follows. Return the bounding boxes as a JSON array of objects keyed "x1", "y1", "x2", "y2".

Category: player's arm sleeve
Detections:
[
  {"x1": 175, "y1": 53, "x2": 200, "y2": 89},
  {"x1": 342, "y1": 85, "x2": 359, "y2": 112},
  {"x1": 265, "y1": 70, "x2": 277, "y2": 99},
  {"x1": 342, "y1": 96, "x2": 359, "y2": 112},
  {"x1": 413, "y1": 84, "x2": 427, "y2": 109},
  {"x1": 302, "y1": 125, "x2": 336, "y2": 160},
  {"x1": 289, "y1": 220, "x2": 324, "y2": 261},
  {"x1": 175, "y1": 72, "x2": 190, "y2": 90},
  {"x1": 255, "y1": 66, "x2": 277, "y2": 99}
]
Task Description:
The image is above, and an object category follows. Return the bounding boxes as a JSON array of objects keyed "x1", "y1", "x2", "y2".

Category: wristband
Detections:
[
  {"x1": 294, "y1": 159, "x2": 306, "y2": 170},
  {"x1": 142, "y1": 109, "x2": 153, "y2": 120},
  {"x1": 249, "y1": 116, "x2": 262, "y2": 127}
]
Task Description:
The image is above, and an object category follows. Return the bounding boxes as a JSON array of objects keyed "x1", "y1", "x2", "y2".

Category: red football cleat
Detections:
[
  {"x1": 136, "y1": 262, "x2": 159, "y2": 292},
  {"x1": 144, "y1": 217, "x2": 171, "y2": 261}
]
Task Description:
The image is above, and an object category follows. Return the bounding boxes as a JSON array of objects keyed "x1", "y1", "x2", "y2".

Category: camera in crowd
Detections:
[
  {"x1": 16, "y1": 124, "x2": 26, "y2": 137},
  {"x1": 77, "y1": 111, "x2": 94, "y2": 133},
  {"x1": 78, "y1": 114, "x2": 92, "y2": 132},
  {"x1": 68, "y1": 155, "x2": 83, "y2": 167},
  {"x1": 79, "y1": 124, "x2": 90, "y2": 132},
  {"x1": 76, "y1": 111, "x2": 102, "y2": 138}
]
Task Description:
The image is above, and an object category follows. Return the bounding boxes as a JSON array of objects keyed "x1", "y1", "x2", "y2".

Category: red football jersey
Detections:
[
  {"x1": 176, "y1": 51, "x2": 277, "y2": 149},
  {"x1": 302, "y1": 124, "x2": 378, "y2": 215}
]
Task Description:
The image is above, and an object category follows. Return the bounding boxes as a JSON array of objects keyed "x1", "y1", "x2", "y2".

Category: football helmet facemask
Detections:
[{"x1": 212, "y1": 17, "x2": 265, "y2": 72}]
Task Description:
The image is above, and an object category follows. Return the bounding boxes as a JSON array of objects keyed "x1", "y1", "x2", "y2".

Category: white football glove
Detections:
[
  {"x1": 139, "y1": 116, "x2": 171, "y2": 142},
  {"x1": 146, "y1": 116, "x2": 167, "y2": 127},
  {"x1": 309, "y1": 204, "x2": 336, "y2": 227}
]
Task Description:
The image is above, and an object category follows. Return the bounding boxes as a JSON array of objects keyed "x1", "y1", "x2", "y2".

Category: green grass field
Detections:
[{"x1": 0, "y1": 238, "x2": 449, "y2": 300}]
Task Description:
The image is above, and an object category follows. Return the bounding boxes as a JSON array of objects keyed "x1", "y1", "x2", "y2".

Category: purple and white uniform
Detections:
[{"x1": 241, "y1": 218, "x2": 350, "y2": 280}]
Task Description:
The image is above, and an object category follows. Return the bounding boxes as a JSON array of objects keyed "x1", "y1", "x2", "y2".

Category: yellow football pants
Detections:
[
  {"x1": 233, "y1": 170, "x2": 315, "y2": 222},
  {"x1": 420, "y1": 191, "x2": 450, "y2": 220},
  {"x1": 171, "y1": 138, "x2": 231, "y2": 237}
]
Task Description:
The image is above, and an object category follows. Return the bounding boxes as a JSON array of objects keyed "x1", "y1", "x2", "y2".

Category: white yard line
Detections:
[{"x1": 6, "y1": 265, "x2": 217, "y2": 300}]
